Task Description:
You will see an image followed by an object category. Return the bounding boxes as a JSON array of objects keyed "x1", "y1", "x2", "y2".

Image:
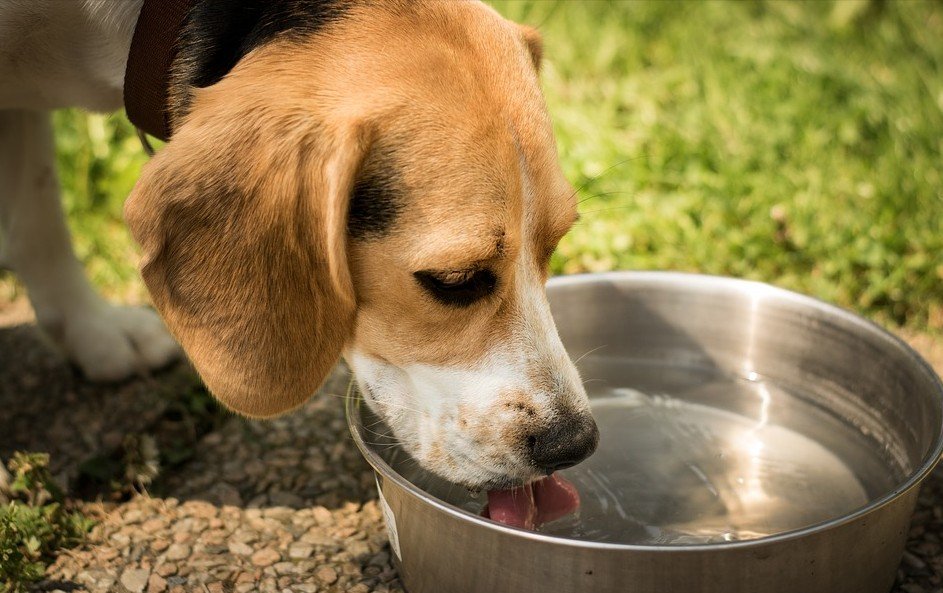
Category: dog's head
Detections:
[{"x1": 125, "y1": 1, "x2": 597, "y2": 489}]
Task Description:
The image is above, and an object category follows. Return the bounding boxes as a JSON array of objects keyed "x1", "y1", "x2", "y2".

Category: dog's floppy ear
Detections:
[
  {"x1": 517, "y1": 24, "x2": 543, "y2": 70},
  {"x1": 125, "y1": 102, "x2": 368, "y2": 418}
]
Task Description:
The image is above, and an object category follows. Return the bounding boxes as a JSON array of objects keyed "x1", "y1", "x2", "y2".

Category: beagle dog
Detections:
[{"x1": 0, "y1": 0, "x2": 598, "y2": 489}]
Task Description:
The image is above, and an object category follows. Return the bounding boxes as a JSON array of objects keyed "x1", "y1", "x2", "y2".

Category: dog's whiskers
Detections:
[
  {"x1": 576, "y1": 189, "x2": 635, "y2": 206},
  {"x1": 566, "y1": 156, "x2": 643, "y2": 204},
  {"x1": 358, "y1": 424, "x2": 403, "y2": 444},
  {"x1": 322, "y1": 390, "x2": 426, "y2": 415},
  {"x1": 573, "y1": 344, "x2": 607, "y2": 365}
]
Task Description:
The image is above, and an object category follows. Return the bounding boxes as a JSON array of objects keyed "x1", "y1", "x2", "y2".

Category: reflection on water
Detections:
[
  {"x1": 369, "y1": 362, "x2": 904, "y2": 545},
  {"x1": 544, "y1": 388, "x2": 868, "y2": 543}
]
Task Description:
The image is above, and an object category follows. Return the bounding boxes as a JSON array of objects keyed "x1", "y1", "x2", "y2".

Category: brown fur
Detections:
[{"x1": 125, "y1": 1, "x2": 577, "y2": 419}]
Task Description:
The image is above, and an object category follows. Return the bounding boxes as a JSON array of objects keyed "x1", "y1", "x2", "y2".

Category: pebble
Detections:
[
  {"x1": 235, "y1": 571, "x2": 258, "y2": 584},
  {"x1": 99, "y1": 547, "x2": 119, "y2": 561},
  {"x1": 207, "y1": 482, "x2": 244, "y2": 506},
  {"x1": 904, "y1": 551, "x2": 928, "y2": 570},
  {"x1": 251, "y1": 548, "x2": 282, "y2": 567},
  {"x1": 312, "y1": 506, "x2": 334, "y2": 526},
  {"x1": 273, "y1": 561, "x2": 297, "y2": 575},
  {"x1": 184, "y1": 500, "x2": 218, "y2": 519},
  {"x1": 172, "y1": 531, "x2": 192, "y2": 543},
  {"x1": 316, "y1": 566, "x2": 338, "y2": 585},
  {"x1": 142, "y1": 519, "x2": 166, "y2": 533},
  {"x1": 347, "y1": 541, "x2": 370, "y2": 558},
  {"x1": 155, "y1": 563, "x2": 177, "y2": 577},
  {"x1": 369, "y1": 552, "x2": 390, "y2": 567},
  {"x1": 228, "y1": 541, "x2": 255, "y2": 556},
  {"x1": 120, "y1": 568, "x2": 150, "y2": 593},
  {"x1": 146, "y1": 573, "x2": 168, "y2": 593},
  {"x1": 289, "y1": 543, "x2": 315, "y2": 559},
  {"x1": 164, "y1": 543, "x2": 191, "y2": 561},
  {"x1": 269, "y1": 491, "x2": 305, "y2": 507},
  {"x1": 124, "y1": 510, "x2": 143, "y2": 524}
]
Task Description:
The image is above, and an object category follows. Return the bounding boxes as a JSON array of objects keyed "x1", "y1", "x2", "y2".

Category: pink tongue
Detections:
[{"x1": 484, "y1": 475, "x2": 580, "y2": 529}]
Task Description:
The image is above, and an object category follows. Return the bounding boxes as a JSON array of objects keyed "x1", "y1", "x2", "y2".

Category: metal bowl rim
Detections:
[{"x1": 346, "y1": 271, "x2": 943, "y2": 552}]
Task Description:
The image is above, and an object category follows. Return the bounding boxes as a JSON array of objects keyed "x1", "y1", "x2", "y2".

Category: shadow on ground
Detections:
[
  {"x1": 0, "y1": 302, "x2": 377, "y2": 510},
  {"x1": 1, "y1": 300, "x2": 400, "y2": 593}
]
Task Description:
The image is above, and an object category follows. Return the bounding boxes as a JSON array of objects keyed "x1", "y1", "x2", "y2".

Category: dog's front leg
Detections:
[{"x1": 0, "y1": 109, "x2": 180, "y2": 380}]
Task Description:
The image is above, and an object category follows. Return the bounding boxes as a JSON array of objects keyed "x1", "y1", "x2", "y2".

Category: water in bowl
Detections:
[{"x1": 370, "y1": 358, "x2": 907, "y2": 545}]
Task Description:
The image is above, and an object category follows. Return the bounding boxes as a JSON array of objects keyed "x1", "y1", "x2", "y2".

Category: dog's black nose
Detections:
[{"x1": 527, "y1": 413, "x2": 599, "y2": 474}]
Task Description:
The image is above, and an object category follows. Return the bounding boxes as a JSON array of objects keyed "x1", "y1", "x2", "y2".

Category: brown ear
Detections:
[
  {"x1": 517, "y1": 24, "x2": 543, "y2": 70},
  {"x1": 125, "y1": 101, "x2": 367, "y2": 418}
]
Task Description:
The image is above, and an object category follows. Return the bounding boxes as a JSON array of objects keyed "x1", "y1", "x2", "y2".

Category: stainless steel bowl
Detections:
[{"x1": 347, "y1": 272, "x2": 943, "y2": 593}]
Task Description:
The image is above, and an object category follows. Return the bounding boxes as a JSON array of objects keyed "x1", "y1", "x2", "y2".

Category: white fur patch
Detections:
[
  {"x1": 346, "y1": 310, "x2": 588, "y2": 488},
  {"x1": 0, "y1": 0, "x2": 142, "y2": 111}
]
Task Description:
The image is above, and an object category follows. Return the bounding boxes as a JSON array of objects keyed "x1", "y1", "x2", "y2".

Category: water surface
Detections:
[{"x1": 369, "y1": 360, "x2": 905, "y2": 544}]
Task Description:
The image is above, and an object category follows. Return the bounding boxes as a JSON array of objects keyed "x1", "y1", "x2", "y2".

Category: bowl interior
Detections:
[{"x1": 351, "y1": 272, "x2": 943, "y2": 546}]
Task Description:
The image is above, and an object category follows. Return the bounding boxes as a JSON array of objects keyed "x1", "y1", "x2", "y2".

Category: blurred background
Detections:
[{"x1": 2, "y1": 0, "x2": 941, "y2": 334}]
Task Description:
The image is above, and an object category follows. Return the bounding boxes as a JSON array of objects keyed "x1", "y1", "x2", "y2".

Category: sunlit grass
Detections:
[{"x1": 495, "y1": 0, "x2": 943, "y2": 331}]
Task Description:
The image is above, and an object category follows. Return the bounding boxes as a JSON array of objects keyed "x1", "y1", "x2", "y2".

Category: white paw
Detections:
[{"x1": 53, "y1": 303, "x2": 183, "y2": 382}]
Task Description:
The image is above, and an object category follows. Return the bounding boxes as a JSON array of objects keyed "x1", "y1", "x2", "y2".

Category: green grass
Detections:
[
  {"x1": 47, "y1": 111, "x2": 153, "y2": 304},
  {"x1": 0, "y1": 453, "x2": 94, "y2": 593},
  {"x1": 503, "y1": 0, "x2": 943, "y2": 331},
  {"x1": 5, "y1": 0, "x2": 941, "y2": 331}
]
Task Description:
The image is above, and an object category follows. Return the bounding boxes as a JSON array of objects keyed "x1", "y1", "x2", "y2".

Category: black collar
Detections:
[{"x1": 124, "y1": 0, "x2": 195, "y2": 142}]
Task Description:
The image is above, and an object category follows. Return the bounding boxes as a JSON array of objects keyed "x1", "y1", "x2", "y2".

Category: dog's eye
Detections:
[{"x1": 414, "y1": 269, "x2": 497, "y2": 307}]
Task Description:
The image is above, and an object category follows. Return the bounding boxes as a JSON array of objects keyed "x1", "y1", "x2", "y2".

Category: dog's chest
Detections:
[{"x1": 0, "y1": 0, "x2": 142, "y2": 112}]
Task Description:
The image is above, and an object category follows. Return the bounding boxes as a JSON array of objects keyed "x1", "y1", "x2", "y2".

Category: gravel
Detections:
[
  {"x1": 2, "y1": 298, "x2": 943, "y2": 592},
  {"x1": 39, "y1": 457, "x2": 401, "y2": 592}
]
